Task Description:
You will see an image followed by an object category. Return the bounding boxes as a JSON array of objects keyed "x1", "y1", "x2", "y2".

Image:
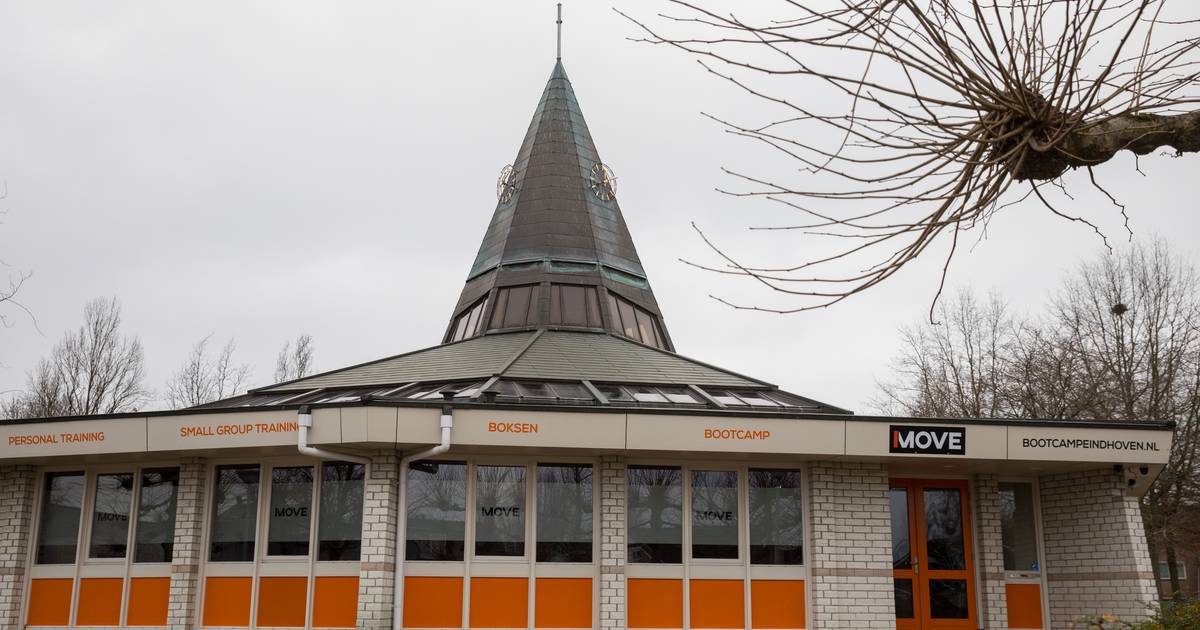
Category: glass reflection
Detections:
[
  {"x1": 890, "y1": 488, "x2": 911, "y2": 569},
  {"x1": 536, "y1": 464, "x2": 593, "y2": 562},
  {"x1": 209, "y1": 465, "x2": 260, "y2": 562},
  {"x1": 89, "y1": 473, "x2": 134, "y2": 558},
  {"x1": 691, "y1": 470, "x2": 738, "y2": 559},
  {"x1": 627, "y1": 466, "x2": 682, "y2": 563},
  {"x1": 894, "y1": 578, "x2": 915, "y2": 618},
  {"x1": 406, "y1": 461, "x2": 467, "y2": 561},
  {"x1": 475, "y1": 465, "x2": 526, "y2": 557},
  {"x1": 318, "y1": 463, "x2": 365, "y2": 561},
  {"x1": 923, "y1": 488, "x2": 965, "y2": 570},
  {"x1": 929, "y1": 579, "x2": 969, "y2": 619},
  {"x1": 36, "y1": 472, "x2": 85, "y2": 564},
  {"x1": 748, "y1": 469, "x2": 802, "y2": 565},
  {"x1": 135, "y1": 468, "x2": 179, "y2": 563}
]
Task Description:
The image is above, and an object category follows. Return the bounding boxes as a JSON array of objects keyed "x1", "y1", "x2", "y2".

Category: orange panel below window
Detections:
[
  {"x1": 690, "y1": 579, "x2": 745, "y2": 629},
  {"x1": 257, "y1": 576, "x2": 309, "y2": 628},
  {"x1": 27, "y1": 578, "x2": 73, "y2": 627},
  {"x1": 202, "y1": 576, "x2": 253, "y2": 627},
  {"x1": 751, "y1": 580, "x2": 805, "y2": 629},
  {"x1": 77, "y1": 578, "x2": 124, "y2": 626},
  {"x1": 1006, "y1": 583, "x2": 1044, "y2": 629},
  {"x1": 628, "y1": 579, "x2": 683, "y2": 629},
  {"x1": 535, "y1": 578, "x2": 592, "y2": 628},
  {"x1": 313, "y1": 576, "x2": 360, "y2": 628},
  {"x1": 127, "y1": 577, "x2": 171, "y2": 627},
  {"x1": 469, "y1": 577, "x2": 528, "y2": 629},
  {"x1": 404, "y1": 576, "x2": 464, "y2": 629}
]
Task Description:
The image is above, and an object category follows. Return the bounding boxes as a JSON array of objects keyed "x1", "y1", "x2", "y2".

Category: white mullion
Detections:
[
  {"x1": 682, "y1": 463, "x2": 691, "y2": 630},
  {"x1": 249, "y1": 463, "x2": 269, "y2": 628},
  {"x1": 120, "y1": 467, "x2": 142, "y2": 627},
  {"x1": 70, "y1": 470, "x2": 94, "y2": 627},
  {"x1": 802, "y1": 463, "x2": 814, "y2": 630},
  {"x1": 527, "y1": 461, "x2": 536, "y2": 630},
  {"x1": 306, "y1": 462, "x2": 322, "y2": 630},
  {"x1": 462, "y1": 459, "x2": 476, "y2": 630},
  {"x1": 741, "y1": 465, "x2": 752, "y2": 630}
]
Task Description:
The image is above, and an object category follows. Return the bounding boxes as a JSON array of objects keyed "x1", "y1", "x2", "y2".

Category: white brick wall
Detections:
[
  {"x1": 168, "y1": 458, "x2": 208, "y2": 630},
  {"x1": 807, "y1": 461, "x2": 896, "y2": 629},
  {"x1": 0, "y1": 465, "x2": 36, "y2": 629},
  {"x1": 358, "y1": 449, "x2": 399, "y2": 630},
  {"x1": 973, "y1": 474, "x2": 1009, "y2": 630},
  {"x1": 1039, "y1": 468, "x2": 1158, "y2": 628},
  {"x1": 598, "y1": 456, "x2": 626, "y2": 630}
]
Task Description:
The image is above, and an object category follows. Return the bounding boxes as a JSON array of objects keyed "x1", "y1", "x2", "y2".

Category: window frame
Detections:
[
  {"x1": 996, "y1": 476, "x2": 1049, "y2": 630},
  {"x1": 26, "y1": 462, "x2": 184, "y2": 628}
]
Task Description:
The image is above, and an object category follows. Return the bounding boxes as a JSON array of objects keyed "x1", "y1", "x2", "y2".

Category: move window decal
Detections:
[{"x1": 889, "y1": 425, "x2": 966, "y2": 455}]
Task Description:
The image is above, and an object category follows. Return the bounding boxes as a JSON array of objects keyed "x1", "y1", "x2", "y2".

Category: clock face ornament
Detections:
[
  {"x1": 496, "y1": 165, "x2": 518, "y2": 203},
  {"x1": 590, "y1": 162, "x2": 617, "y2": 201}
]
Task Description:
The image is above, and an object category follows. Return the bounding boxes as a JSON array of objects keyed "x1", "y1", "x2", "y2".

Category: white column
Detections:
[
  {"x1": 598, "y1": 455, "x2": 626, "y2": 630},
  {"x1": 357, "y1": 449, "x2": 399, "y2": 630},
  {"x1": 168, "y1": 458, "x2": 208, "y2": 630},
  {"x1": 0, "y1": 464, "x2": 37, "y2": 628}
]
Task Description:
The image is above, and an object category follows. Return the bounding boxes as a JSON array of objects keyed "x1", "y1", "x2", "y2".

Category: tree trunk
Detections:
[
  {"x1": 1166, "y1": 544, "x2": 1183, "y2": 602},
  {"x1": 1016, "y1": 110, "x2": 1200, "y2": 181}
]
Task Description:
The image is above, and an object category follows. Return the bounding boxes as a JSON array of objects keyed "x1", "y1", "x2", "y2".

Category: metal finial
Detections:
[{"x1": 556, "y1": 3, "x2": 563, "y2": 61}]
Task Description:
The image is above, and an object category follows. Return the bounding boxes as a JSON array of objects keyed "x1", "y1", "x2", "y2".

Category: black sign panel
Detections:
[{"x1": 889, "y1": 425, "x2": 966, "y2": 455}]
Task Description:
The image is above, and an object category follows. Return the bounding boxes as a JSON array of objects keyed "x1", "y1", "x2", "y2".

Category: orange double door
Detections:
[{"x1": 890, "y1": 479, "x2": 977, "y2": 630}]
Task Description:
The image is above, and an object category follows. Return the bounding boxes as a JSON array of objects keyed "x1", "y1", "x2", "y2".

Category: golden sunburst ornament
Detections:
[
  {"x1": 589, "y1": 162, "x2": 617, "y2": 201},
  {"x1": 496, "y1": 165, "x2": 517, "y2": 203}
]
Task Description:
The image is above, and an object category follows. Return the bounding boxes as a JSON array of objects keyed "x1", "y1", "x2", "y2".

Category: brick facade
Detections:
[
  {"x1": 807, "y1": 461, "x2": 896, "y2": 629},
  {"x1": 167, "y1": 458, "x2": 208, "y2": 630},
  {"x1": 973, "y1": 474, "x2": 1010, "y2": 629},
  {"x1": 1039, "y1": 468, "x2": 1158, "y2": 627},
  {"x1": 0, "y1": 465, "x2": 36, "y2": 629},
  {"x1": 598, "y1": 455, "x2": 627, "y2": 630},
  {"x1": 358, "y1": 449, "x2": 399, "y2": 630}
]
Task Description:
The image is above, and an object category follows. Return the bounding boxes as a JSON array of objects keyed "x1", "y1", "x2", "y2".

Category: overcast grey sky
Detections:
[{"x1": 2, "y1": 1, "x2": 1197, "y2": 412}]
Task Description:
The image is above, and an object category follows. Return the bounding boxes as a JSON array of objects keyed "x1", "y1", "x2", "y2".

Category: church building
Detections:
[{"x1": 0, "y1": 33, "x2": 1174, "y2": 630}]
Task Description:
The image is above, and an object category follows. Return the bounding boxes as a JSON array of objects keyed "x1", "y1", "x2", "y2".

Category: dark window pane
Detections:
[
  {"x1": 597, "y1": 385, "x2": 633, "y2": 402},
  {"x1": 451, "y1": 313, "x2": 469, "y2": 342},
  {"x1": 210, "y1": 465, "x2": 260, "y2": 562},
  {"x1": 503, "y1": 286, "x2": 532, "y2": 328},
  {"x1": 319, "y1": 463, "x2": 364, "y2": 561},
  {"x1": 475, "y1": 465, "x2": 526, "y2": 557},
  {"x1": 490, "y1": 289, "x2": 509, "y2": 328},
  {"x1": 561, "y1": 285, "x2": 587, "y2": 326},
  {"x1": 536, "y1": 465, "x2": 592, "y2": 562},
  {"x1": 924, "y1": 488, "x2": 965, "y2": 570},
  {"x1": 627, "y1": 466, "x2": 682, "y2": 563},
  {"x1": 618, "y1": 299, "x2": 639, "y2": 339},
  {"x1": 999, "y1": 482, "x2": 1040, "y2": 572},
  {"x1": 135, "y1": 468, "x2": 179, "y2": 563},
  {"x1": 464, "y1": 301, "x2": 482, "y2": 337},
  {"x1": 267, "y1": 467, "x2": 313, "y2": 556},
  {"x1": 634, "y1": 309, "x2": 658, "y2": 347},
  {"x1": 550, "y1": 285, "x2": 562, "y2": 324},
  {"x1": 894, "y1": 578, "x2": 915, "y2": 619},
  {"x1": 929, "y1": 579, "x2": 969, "y2": 619},
  {"x1": 691, "y1": 470, "x2": 738, "y2": 559},
  {"x1": 890, "y1": 488, "x2": 911, "y2": 569},
  {"x1": 36, "y1": 472, "x2": 85, "y2": 564},
  {"x1": 606, "y1": 294, "x2": 622, "y2": 332},
  {"x1": 89, "y1": 473, "x2": 134, "y2": 559},
  {"x1": 406, "y1": 461, "x2": 467, "y2": 561},
  {"x1": 549, "y1": 382, "x2": 591, "y2": 400},
  {"x1": 585, "y1": 287, "x2": 601, "y2": 327},
  {"x1": 749, "y1": 470, "x2": 802, "y2": 565}
]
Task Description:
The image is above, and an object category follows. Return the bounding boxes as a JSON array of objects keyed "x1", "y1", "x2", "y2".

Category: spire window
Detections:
[
  {"x1": 448, "y1": 297, "x2": 489, "y2": 343},
  {"x1": 606, "y1": 293, "x2": 666, "y2": 349}
]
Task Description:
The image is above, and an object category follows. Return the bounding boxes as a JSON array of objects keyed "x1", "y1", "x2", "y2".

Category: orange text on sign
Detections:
[
  {"x1": 179, "y1": 421, "x2": 298, "y2": 438},
  {"x1": 488, "y1": 422, "x2": 539, "y2": 433},
  {"x1": 9, "y1": 431, "x2": 105, "y2": 446},
  {"x1": 703, "y1": 428, "x2": 771, "y2": 441}
]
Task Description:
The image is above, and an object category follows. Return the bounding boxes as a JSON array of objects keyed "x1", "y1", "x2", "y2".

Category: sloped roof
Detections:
[{"x1": 257, "y1": 330, "x2": 764, "y2": 393}]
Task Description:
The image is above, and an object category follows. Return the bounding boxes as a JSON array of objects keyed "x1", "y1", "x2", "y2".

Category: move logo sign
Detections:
[{"x1": 889, "y1": 425, "x2": 966, "y2": 455}]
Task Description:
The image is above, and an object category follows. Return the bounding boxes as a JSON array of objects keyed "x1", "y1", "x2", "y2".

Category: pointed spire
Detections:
[
  {"x1": 445, "y1": 60, "x2": 673, "y2": 351},
  {"x1": 556, "y1": 3, "x2": 563, "y2": 61}
]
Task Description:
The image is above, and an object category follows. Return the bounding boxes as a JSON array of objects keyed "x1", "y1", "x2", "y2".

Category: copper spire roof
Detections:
[{"x1": 445, "y1": 61, "x2": 672, "y2": 351}]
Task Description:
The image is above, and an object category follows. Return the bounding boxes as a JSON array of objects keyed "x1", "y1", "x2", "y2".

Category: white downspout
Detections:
[
  {"x1": 296, "y1": 406, "x2": 373, "y2": 466},
  {"x1": 393, "y1": 397, "x2": 455, "y2": 630}
]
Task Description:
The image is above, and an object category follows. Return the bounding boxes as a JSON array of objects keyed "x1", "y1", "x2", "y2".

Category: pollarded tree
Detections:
[{"x1": 625, "y1": 1, "x2": 1200, "y2": 314}]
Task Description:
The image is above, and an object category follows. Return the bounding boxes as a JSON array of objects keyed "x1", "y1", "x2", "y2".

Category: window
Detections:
[
  {"x1": 606, "y1": 292, "x2": 666, "y2": 349},
  {"x1": 691, "y1": 470, "x2": 739, "y2": 559},
  {"x1": 267, "y1": 466, "x2": 314, "y2": 556},
  {"x1": 998, "y1": 482, "x2": 1040, "y2": 572},
  {"x1": 550, "y1": 284, "x2": 603, "y2": 327},
  {"x1": 319, "y1": 462, "x2": 365, "y2": 561},
  {"x1": 89, "y1": 473, "x2": 134, "y2": 559},
  {"x1": 210, "y1": 465, "x2": 260, "y2": 562},
  {"x1": 491, "y1": 284, "x2": 539, "y2": 329},
  {"x1": 449, "y1": 297, "x2": 490, "y2": 342},
  {"x1": 406, "y1": 461, "x2": 467, "y2": 561},
  {"x1": 748, "y1": 469, "x2": 803, "y2": 564},
  {"x1": 627, "y1": 466, "x2": 683, "y2": 563},
  {"x1": 1157, "y1": 561, "x2": 1188, "y2": 580},
  {"x1": 36, "y1": 472, "x2": 85, "y2": 564},
  {"x1": 135, "y1": 468, "x2": 179, "y2": 563},
  {"x1": 536, "y1": 464, "x2": 592, "y2": 562},
  {"x1": 475, "y1": 465, "x2": 526, "y2": 557}
]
